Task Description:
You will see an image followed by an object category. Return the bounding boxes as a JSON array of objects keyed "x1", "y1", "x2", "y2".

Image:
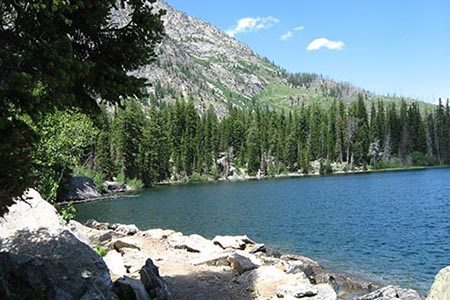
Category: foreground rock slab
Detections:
[
  {"x1": 428, "y1": 266, "x2": 450, "y2": 300},
  {"x1": 0, "y1": 189, "x2": 117, "y2": 300}
]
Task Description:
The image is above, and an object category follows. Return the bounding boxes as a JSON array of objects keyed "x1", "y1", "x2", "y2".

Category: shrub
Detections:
[
  {"x1": 95, "y1": 246, "x2": 108, "y2": 257},
  {"x1": 125, "y1": 177, "x2": 144, "y2": 190},
  {"x1": 59, "y1": 201, "x2": 76, "y2": 222}
]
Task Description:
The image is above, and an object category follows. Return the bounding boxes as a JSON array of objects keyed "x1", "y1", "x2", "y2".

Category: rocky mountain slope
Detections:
[{"x1": 131, "y1": 1, "x2": 429, "y2": 116}]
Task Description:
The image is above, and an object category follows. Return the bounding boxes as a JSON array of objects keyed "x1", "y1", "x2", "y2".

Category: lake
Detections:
[{"x1": 74, "y1": 168, "x2": 450, "y2": 294}]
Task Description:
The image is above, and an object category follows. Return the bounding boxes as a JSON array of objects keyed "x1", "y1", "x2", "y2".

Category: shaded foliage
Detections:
[{"x1": 0, "y1": 0, "x2": 164, "y2": 212}]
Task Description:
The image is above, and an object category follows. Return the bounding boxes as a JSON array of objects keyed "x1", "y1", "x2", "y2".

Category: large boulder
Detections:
[
  {"x1": 103, "y1": 181, "x2": 129, "y2": 193},
  {"x1": 140, "y1": 259, "x2": 172, "y2": 300},
  {"x1": 281, "y1": 254, "x2": 324, "y2": 279},
  {"x1": 113, "y1": 276, "x2": 151, "y2": 300},
  {"x1": 212, "y1": 235, "x2": 254, "y2": 250},
  {"x1": 168, "y1": 233, "x2": 222, "y2": 255},
  {"x1": 0, "y1": 189, "x2": 117, "y2": 300},
  {"x1": 84, "y1": 219, "x2": 139, "y2": 236},
  {"x1": 237, "y1": 265, "x2": 336, "y2": 299},
  {"x1": 68, "y1": 219, "x2": 114, "y2": 247},
  {"x1": 428, "y1": 266, "x2": 450, "y2": 300},
  {"x1": 59, "y1": 176, "x2": 102, "y2": 202},
  {"x1": 358, "y1": 285, "x2": 421, "y2": 300}
]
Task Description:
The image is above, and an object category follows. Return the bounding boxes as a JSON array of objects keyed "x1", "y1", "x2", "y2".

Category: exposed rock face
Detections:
[
  {"x1": 428, "y1": 266, "x2": 450, "y2": 300},
  {"x1": 0, "y1": 189, "x2": 117, "y2": 300},
  {"x1": 58, "y1": 176, "x2": 102, "y2": 202},
  {"x1": 130, "y1": 1, "x2": 281, "y2": 117}
]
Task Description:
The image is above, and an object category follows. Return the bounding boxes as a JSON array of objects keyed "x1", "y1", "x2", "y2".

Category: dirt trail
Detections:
[{"x1": 132, "y1": 234, "x2": 254, "y2": 300}]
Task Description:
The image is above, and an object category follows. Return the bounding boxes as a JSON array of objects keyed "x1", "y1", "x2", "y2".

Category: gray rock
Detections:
[
  {"x1": 121, "y1": 248, "x2": 148, "y2": 276},
  {"x1": 68, "y1": 220, "x2": 114, "y2": 247},
  {"x1": 227, "y1": 253, "x2": 260, "y2": 275},
  {"x1": 139, "y1": 229, "x2": 176, "y2": 240},
  {"x1": 237, "y1": 266, "x2": 298, "y2": 297},
  {"x1": 168, "y1": 233, "x2": 221, "y2": 254},
  {"x1": 103, "y1": 250, "x2": 127, "y2": 281},
  {"x1": 85, "y1": 219, "x2": 109, "y2": 230},
  {"x1": 249, "y1": 243, "x2": 281, "y2": 258},
  {"x1": 85, "y1": 220, "x2": 139, "y2": 237},
  {"x1": 212, "y1": 235, "x2": 254, "y2": 250},
  {"x1": 115, "y1": 224, "x2": 139, "y2": 236},
  {"x1": 111, "y1": 239, "x2": 141, "y2": 251},
  {"x1": 104, "y1": 181, "x2": 129, "y2": 193},
  {"x1": 428, "y1": 266, "x2": 450, "y2": 300},
  {"x1": 68, "y1": 220, "x2": 92, "y2": 245},
  {"x1": 276, "y1": 282, "x2": 318, "y2": 298},
  {"x1": 140, "y1": 258, "x2": 172, "y2": 300},
  {"x1": 193, "y1": 253, "x2": 231, "y2": 267},
  {"x1": 114, "y1": 276, "x2": 151, "y2": 300},
  {"x1": 314, "y1": 283, "x2": 338, "y2": 300},
  {"x1": 281, "y1": 254, "x2": 324, "y2": 279},
  {"x1": 358, "y1": 285, "x2": 421, "y2": 300},
  {"x1": 331, "y1": 273, "x2": 377, "y2": 293},
  {"x1": 58, "y1": 176, "x2": 102, "y2": 202},
  {"x1": 0, "y1": 190, "x2": 117, "y2": 300}
]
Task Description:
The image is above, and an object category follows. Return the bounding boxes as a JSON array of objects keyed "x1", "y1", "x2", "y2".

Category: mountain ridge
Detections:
[{"x1": 131, "y1": 0, "x2": 433, "y2": 116}]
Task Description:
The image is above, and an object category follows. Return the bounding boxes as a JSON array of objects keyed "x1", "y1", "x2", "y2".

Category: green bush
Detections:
[
  {"x1": 189, "y1": 172, "x2": 210, "y2": 183},
  {"x1": 95, "y1": 246, "x2": 108, "y2": 257},
  {"x1": 59, "y1": 201, "x2": 76, "y2": 222},
  {"x1": 410, "y1": 151, "x2": 428, "y2": 166}
]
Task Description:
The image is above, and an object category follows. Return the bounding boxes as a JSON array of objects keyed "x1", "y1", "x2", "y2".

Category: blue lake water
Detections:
[{"x1": 74, "y1": 168, "x2": 450, "y2": 294}]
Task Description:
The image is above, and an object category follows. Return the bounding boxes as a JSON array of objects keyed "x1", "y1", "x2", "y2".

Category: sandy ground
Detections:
[{"x1": 129, "y1": 234, "x2": 255, "y2": 300}]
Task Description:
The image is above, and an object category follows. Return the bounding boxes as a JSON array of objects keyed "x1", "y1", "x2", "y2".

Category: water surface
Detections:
[{"x1": 75, "y1": 168, "x2": 450, "y2": 293}]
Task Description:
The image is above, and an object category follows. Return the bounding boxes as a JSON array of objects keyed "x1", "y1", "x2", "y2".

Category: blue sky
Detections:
[{"x1": 165, "y1": 0, "x2": 450, "y2": 103}]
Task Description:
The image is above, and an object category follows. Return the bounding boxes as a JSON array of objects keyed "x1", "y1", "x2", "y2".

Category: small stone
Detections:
[{"x1": 81, "y1": 270, "x2": 93, "y2": 279}]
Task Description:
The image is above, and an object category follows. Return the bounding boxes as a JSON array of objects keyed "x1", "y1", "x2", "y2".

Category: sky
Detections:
[{"x1": 164, "y1": 0, "x2": 450, "y2": 104}]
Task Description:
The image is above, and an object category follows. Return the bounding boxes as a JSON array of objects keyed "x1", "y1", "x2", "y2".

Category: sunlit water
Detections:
[{"x1": 75, "y1": 168, "x2": 450, "y2": 294}]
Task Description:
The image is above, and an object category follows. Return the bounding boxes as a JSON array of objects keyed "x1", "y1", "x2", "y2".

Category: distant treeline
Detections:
[
  {"x1": 97, "y1": 96, "x2": 450, "y2": 183},
  {"x1": 34, "y1": 96, "x2": 450, "y2": 201}
]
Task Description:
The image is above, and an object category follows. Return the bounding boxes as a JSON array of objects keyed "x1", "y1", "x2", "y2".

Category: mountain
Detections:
[{"x1": 132, "y1": 1, "x2": 431, "y2": 116}]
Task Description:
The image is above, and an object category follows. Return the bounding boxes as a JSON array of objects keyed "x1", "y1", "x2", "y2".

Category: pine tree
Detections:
[
  {"x1": 112, "y1": 100, "x2": 145, "y2": 180},
  {"x1": 246, "y1": 122, "x2": 261, "y2": 176}
]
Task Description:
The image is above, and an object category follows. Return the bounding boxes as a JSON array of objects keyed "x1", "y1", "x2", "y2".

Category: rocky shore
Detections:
[{"x1": 0, "y1": 190, "x2": 448, "y2": 299}]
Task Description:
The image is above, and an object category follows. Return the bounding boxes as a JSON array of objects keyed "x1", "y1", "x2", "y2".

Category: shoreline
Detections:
[
  {"x1": 75, "y1": 219, "x2": 424, "y2": 300},
  {"x1": 57, "y1": 165, "x2": 448, "y2": 207},
  {"x1": 60, "y1": 167, "x2": 448, "y2": 297},
  {"x1": 158, "y1": 165, "x2": 449, "y2": 186}
]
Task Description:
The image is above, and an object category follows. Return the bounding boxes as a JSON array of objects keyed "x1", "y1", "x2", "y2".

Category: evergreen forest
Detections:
[{"x1": 34, "y1": 95, "x2": 450, "y2": 202}]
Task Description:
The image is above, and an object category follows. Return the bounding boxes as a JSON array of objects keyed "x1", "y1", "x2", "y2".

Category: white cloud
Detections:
[
  {"x1": 294, "y1": 26, "x2": 305, "y2": 31},
  {"x1": 281, "y1": 31, "x2": 293, "y2": 41},
  {"x1": 306, "y1": 37, "x2": 345, "y2": 51},
  {"x1": 226, "y1": 16, "x2": 279, "y2": 37}
]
